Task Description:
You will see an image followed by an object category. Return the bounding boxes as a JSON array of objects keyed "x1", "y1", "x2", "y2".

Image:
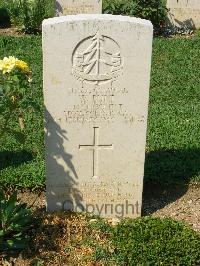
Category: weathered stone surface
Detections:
[
  {"x1": 43, "y1": 15, "x2": 153, "y2": 218},
  {"x1": 55, "y1": 0, "x2": 102, "y2": 16},
  {"x1": 167, "y1": 0, "x2": 200, "y2": 29}
]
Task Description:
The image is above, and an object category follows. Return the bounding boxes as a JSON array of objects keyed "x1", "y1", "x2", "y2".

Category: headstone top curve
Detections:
[{"x1": 42, "y1": 14, "x2": 153, "y2": 28}]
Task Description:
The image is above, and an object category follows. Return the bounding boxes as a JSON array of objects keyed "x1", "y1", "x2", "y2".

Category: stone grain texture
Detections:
[{"x1": 55, "y1": 0, "x2": 102, "y2": 16}]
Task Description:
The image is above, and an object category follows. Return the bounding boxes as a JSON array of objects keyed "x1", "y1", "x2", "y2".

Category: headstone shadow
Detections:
[
  {"x1": 0, "y1": 8, "x2": 11, "y2": 28},
  {"x1": 142, "y1": 148, "x2": 200, "y2": 215},
  {"x1": 166, "y1": 13, "x2": 195, "y2": 29},
  {"x1": 45, "y1": 108, "x2": 83, "y2": 212},
  {"x1": 0, "y1": 150, "x2": 33, "y2": 170},
  {"x1": 55, "y1": 1, "x2": 63, "y2": 15},
  {"x1": 174, "y1": 18, "x2": 195, "y2": 29}
]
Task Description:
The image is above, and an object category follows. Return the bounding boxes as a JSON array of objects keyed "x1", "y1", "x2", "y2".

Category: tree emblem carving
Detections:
[{"x1": 72, "y1": 31, "x2": 123, "y2": 85}]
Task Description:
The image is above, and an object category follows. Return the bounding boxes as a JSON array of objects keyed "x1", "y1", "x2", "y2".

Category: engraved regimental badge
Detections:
[{"x1": 72, "y1": 31, "x2": 123, "y2": 85}]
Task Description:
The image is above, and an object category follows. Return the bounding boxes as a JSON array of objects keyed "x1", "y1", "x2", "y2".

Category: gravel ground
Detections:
[
  {"x1": 143, "y1": 183, "x2": 200, "y2": 232},
  {"x1": 17, "y1": 183, "x2": 200, "y2": 232}
]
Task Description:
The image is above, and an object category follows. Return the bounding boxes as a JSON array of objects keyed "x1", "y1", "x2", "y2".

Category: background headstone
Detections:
[
  {"x1": 43, "y1": 14, "x2": 153, "y2": 218},
  {"x1": 55, "y1": 0, "x2": 102, "y2": 16},
  {"x1": 167, "y1": 0, "x2": 200, "y2": 29}
]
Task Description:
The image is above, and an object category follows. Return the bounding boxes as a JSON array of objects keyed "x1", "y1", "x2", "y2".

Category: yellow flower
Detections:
[
  {"x1": 15, "y1": 59, "x2": 30, "y2": 73},
  {"x1": 11, "y1": 95, "x2": 17, "y2": 103},
  {"x1": 0, "y1": 56, "x2": 16, "y2": 74},
  {"x1": 0, "y1": 56, "x2": 30, "y2": 74}
]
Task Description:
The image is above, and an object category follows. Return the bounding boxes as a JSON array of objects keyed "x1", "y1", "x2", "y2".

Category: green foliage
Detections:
[
  {"x1": 0, "y1": 191, "x2": 32, "y2": 252},
  {"x1": 103, "y1": 0, "x2": 167, "y2": 28},
  {"x1": 0, "y1": 0, "x2": 54, "y2": 33},
  {"x1": 92, "y1": 217, "x2": 200, "y2": 265},
  {"x1": 103, "y1": 0, "x2": 137, "y2": 16},
  {"x1": 0, "y1": 57, "x2": 34, "y2": 143}
]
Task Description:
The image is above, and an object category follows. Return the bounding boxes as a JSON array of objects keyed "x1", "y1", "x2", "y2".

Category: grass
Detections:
[
  {"x1": 146, "y1": 33, "x2": 200, "y2": 184},
  {"x1": 0, "y1": 33, "x2": 200, "y2": 188},
  {"x1": 11, "y1": 214, "x2": 200, "y2": 265},
  {"x1": 90, "y1": 217, "x2": 200, "y2": 266},
  {"x1": 0, "y1": 36, "x2": 45, "y2": 188}
]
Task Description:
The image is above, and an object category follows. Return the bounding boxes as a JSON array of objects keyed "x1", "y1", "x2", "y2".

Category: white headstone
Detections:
[
  {"x1": 167, "y1": 0, "x2": 200, "y2": 29},
  {"x1": 55, "y1": 0, "x2": 102, "y2": 16},
  {"x1": 43, "y1": 15, "x2": 153, "y2": 218}
]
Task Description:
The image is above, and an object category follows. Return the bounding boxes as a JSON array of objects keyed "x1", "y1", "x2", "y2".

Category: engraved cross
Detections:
[{"x1": 79, "y1": 127, "x2": 113, "y2": 178}]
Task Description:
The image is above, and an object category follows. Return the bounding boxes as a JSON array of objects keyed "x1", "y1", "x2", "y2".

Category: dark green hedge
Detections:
[
  {"x1": 0, "y1": 0, "x2": 167, "y2": 32},
  {"x1": 103, "y1": 0, "x2": 167, "y2": 28},
  {"x1": 0, "y1": 0, "x2": 54, "y2": 33}
]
